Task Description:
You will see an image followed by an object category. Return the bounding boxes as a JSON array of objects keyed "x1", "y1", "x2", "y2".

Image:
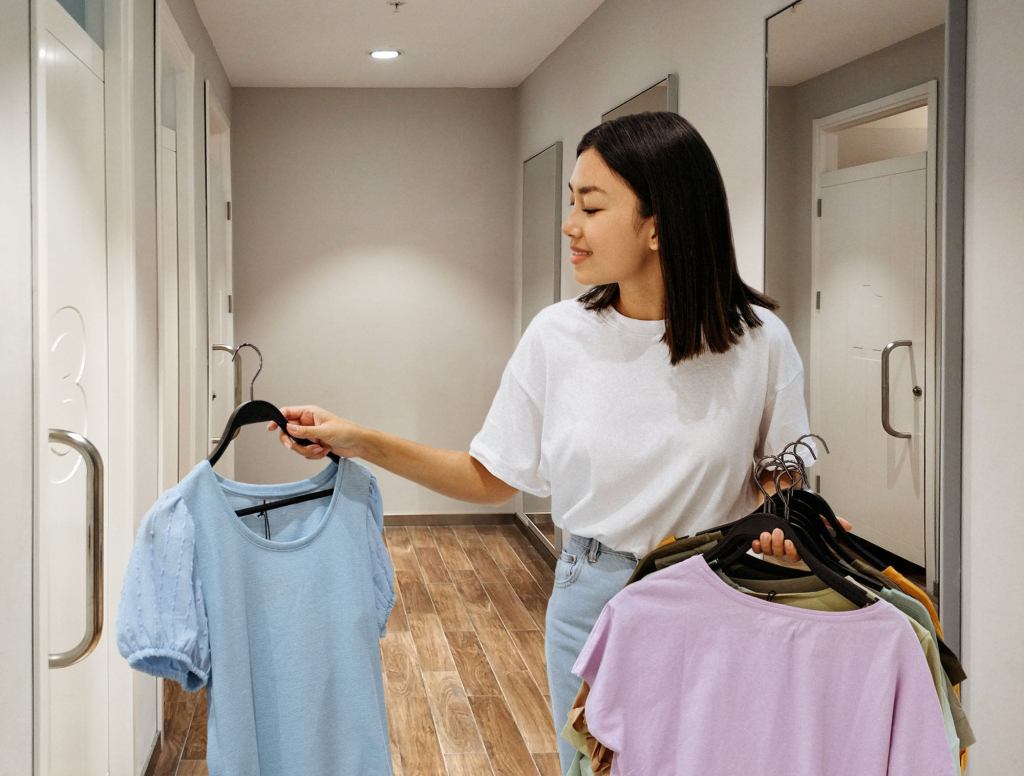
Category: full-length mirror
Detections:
[
  {"x1": 520, "y1": 141, "x2": 562, "y2": 556},
  {"x1": 766, "y1": 0, "x2": 948, "y2": 603}
]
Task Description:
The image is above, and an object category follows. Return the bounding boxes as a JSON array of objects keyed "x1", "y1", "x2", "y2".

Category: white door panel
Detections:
[
  {"x1": 813, "y1": 156, "x2": 927, "y2": 564},
  {"x1": 38, "y1": 1, "x2": 110, "y2": 773}
]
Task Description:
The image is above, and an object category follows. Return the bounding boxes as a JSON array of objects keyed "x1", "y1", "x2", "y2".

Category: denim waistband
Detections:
[{"x1": 566, "y1": 534, "x2": 638, "y2": 563}]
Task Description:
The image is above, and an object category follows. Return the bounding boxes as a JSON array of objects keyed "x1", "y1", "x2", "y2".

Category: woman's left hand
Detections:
[{"x1": 751, "y1": 517, "x2": 854, "y2": 564}]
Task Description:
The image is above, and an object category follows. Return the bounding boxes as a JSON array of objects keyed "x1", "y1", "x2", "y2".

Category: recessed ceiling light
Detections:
[{"x1": 370, "y1": 49, "x2": 402, "y2": 60}]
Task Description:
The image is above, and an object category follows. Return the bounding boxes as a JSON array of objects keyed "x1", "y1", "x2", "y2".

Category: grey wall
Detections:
[
  {"x1": 230, "y1": 88, "x2": 518, "y2": 515},
  {"x1": 765, "y1": 25, "x2": 945, "y2": 371},
  {"x1": 963, "y1": 0, "x2": 1024, "y2": 769}
]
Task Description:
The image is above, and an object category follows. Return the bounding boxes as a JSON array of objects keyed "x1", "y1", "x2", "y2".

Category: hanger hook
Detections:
[
  {"x1": 751, "y1": 455, "x2": 774, "y2": 507},
  {"x1": 232, "y1": 342, "x2": 263, "y2": 402}
]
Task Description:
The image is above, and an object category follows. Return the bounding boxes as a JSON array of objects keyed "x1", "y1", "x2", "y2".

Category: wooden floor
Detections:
[{"x1": 150, "y1": 523, "x2": 560, "y2": 776}]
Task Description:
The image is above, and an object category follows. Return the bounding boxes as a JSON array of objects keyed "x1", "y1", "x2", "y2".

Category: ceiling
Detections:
[
  {"x1": 768, "y1": 0, "x2": 946, "y2": 87},
  {"x1": 193, "y1": 0, "x2": 607, "y2": 88}
]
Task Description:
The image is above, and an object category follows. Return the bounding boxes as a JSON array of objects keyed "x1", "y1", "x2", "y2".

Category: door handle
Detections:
[
  {"x1": 881, "y1": 340, "x2": 912, "y2": 439},
  {"x1": 48, "y1": 429, "x2": 104, "y2": 669}
]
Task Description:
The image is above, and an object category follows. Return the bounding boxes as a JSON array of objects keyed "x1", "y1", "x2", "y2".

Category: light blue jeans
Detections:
[{"x1": 545, "y1": 535, "x2": 638, "y2": 773}]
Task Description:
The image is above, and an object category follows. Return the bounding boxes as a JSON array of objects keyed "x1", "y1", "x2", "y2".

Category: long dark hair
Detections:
[{"x1": 576, "y1": 111, "x2": 776, "y2": 365}]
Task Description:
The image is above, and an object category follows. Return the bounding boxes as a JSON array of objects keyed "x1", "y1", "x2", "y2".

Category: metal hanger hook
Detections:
[{"x1": 232, "y1": 342, "x2": 263, "y2": 402}]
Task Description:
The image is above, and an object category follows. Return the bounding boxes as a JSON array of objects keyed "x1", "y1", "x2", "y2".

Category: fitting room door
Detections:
[
  {"x1": 35, "y1": 0, "x2": 110, "y2": 773},
  {"x1": 206, "y1": 85, "x2": 235, "y2": 473},
  {"x1": 811, "y1": 153, "x2": 927, "y2": 564}
]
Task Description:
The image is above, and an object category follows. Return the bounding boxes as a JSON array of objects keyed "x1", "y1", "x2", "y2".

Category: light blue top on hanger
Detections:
[{"x1": 116, "y1": 456, "x2": 396, "y2": 776}]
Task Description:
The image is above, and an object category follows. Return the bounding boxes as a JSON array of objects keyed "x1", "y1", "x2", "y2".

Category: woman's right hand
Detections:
[{"x1": 267, "y1": 405, "x2": 367, "y2": 460}]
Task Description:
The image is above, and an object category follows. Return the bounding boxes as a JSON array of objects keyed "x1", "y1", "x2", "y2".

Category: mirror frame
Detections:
[
  {"x1": 602, "y1": 73, "x2": 679, "y2": 122},
  {"x1": 762, "y1": 0, "x2": 967, "y2": 653}
]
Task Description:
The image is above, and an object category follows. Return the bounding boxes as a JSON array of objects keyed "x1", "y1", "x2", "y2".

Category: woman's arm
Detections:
[{"x1": 269, "y1": 405, "x2": 519, "y2": 506}]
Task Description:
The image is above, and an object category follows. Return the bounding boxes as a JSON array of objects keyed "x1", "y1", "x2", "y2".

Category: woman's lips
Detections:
[{"x1": 571, "y1": 250, "x2": 592, "y2": 265}]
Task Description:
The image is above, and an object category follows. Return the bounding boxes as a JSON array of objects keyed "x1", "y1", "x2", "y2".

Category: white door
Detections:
[
  {"x1": 811, "y1": 152, "x2": 927, "y2": 564},
  {"x1": 206, "y1": 86, "x2": 235, "y2": 472},
  {"x1": 36, "y1": 1, "x2": 110, "y2": 773}
]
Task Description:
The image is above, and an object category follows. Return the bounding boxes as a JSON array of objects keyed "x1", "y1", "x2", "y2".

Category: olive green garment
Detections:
[
  {"x1": 626, "y1": 532, "x2": 723, "y2": 585},
  {"x1": 879, "y1": 588, "x2": 975, "y2": 748},
  {"x1": 561, "y1": 722, "x2": 597, "y2": 776}
]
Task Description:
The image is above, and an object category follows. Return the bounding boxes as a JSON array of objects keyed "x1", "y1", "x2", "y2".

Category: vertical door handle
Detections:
[
  {"x1": 47, "y1": 429, "x2": 104, "y2": 669},
  {"x1": 881, "y1": 340, "x2": 913, "y2": 439}
]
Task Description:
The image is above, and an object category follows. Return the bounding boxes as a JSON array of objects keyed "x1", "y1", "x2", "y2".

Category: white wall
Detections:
[
  {"x1": 962, "y1": 0, "x2": 1024, "y2": 771},
  {"x1": 230, "y1": 88, "x2": 519, "y2": 515}
]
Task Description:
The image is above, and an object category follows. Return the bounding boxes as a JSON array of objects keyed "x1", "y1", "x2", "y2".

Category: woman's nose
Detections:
[{"x1": 562, "y1": 217, "x2": 580, "y2": 238}]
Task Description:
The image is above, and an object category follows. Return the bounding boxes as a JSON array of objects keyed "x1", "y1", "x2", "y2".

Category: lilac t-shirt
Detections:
[{"x1": 572, "y1": 555, "x2": 955, "y2": 776}]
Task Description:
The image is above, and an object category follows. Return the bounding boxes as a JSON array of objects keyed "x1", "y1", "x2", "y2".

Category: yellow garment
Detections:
[
  {"x1": 882, "y1": 567, "x2": 943, "y2": 639},
  {"x1": 656, "y1": 534, "x2": 677, "y2": 548},
  {"x1": 566, "y1": 681, "x2": 613, "y2": 775}
]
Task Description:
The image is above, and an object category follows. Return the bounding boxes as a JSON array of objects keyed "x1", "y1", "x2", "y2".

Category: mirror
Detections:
[
  {"x1": 520, "y1": 142, "x2": 562, "y2": 557},
  {"x1": 602, "y1": 74, "x2": 678, "y2": 122},
  {"x1": 765, "y1": 0, "x2": 952, "y2": 618}
]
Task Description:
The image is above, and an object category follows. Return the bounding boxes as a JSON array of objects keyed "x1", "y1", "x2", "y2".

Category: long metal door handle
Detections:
[
  {"x1": 881, "y1": 340, "x2": 912, "y2": 439},
  {"x1": 48, "y1": 429, "x2": 104, "y2": 669}
]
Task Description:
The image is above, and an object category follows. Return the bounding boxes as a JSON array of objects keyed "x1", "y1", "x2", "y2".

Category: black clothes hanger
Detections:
[
  {"x1": 207, "y1": 344, "x2": 339, "y2": 518},
  {"x1": 770, "y1": 438, "x2": 890, "y2": 576},
  {"x1": 753, "y1": 444, "x2": 883, "y2": 591},
  {"x1": 703, "y1": 513, "x2": 874, "y2": 607}
]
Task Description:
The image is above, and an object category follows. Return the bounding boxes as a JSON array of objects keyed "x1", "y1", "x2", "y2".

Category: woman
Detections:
[{"x1": 270, "y1": 112, "x2": 829, "y2": 771}]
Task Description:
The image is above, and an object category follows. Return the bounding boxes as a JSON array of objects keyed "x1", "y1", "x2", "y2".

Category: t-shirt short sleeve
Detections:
[
  {"x1": 756, "y1": 325, "x2": 815, "y2": 467},
  {"x1": 366, "y1": 475, "x2": 397, "y2": 638},
  {"x1": 570, "y1": 602, "x2": 625, "y2": 752},
  {"x1": 469, "y1": 316, "x2": 551, "y2": 497},
  {"x1": 115, "y1": 490, "x2": 211, "y2": 692}
]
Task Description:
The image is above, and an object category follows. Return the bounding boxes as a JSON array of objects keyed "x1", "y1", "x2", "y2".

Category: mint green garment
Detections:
[
  {"x1": 562, "y1": 719, "x2": 597, "y2": 776},
  {"x1": 879, "y1": 587, "x2": 976, "y2": 749}
]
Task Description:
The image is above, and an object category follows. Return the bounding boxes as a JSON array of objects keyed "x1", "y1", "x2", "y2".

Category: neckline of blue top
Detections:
[{"x1": 200, "y1": 457, "x2": 346, "y2": 551}]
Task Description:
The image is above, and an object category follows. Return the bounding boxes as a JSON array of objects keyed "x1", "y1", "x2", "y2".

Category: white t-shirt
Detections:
[{"x1": 469, "y1": 298, "x2": 812, "y2": 557}]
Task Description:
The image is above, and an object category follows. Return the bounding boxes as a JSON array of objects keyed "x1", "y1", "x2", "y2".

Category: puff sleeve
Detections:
[
  {"x1": 366, "y1": 475, "x2": 397, "y2": 638},
  {"x1": 115, "y1": 490, "x2": 211, "y2": 691}
]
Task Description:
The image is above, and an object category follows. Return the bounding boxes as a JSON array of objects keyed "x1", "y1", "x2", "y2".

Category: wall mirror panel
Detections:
[
  {"x1": 602, "y1": 73, "x2": 678, "y2": 122},
  {"x1": 765, "y1": 0, "x2": 966, "y2": 649},
  {"x1": 520, "y1": 141, "x2": 562, "y2": 556}
]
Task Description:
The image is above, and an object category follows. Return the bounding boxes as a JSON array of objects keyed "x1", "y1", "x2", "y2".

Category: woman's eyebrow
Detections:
[{"x1": 567, "y1": 183, "x2": 607, "y2": 195}]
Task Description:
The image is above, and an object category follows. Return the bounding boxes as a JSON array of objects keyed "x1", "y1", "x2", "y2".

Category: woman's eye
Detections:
[{"x1": 583, "y1": 209, "x2": 599, "y2": 215}]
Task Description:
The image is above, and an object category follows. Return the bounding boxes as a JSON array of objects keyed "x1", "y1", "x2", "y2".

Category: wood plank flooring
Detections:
[{"x1": 153, "y1": 524, "x2": 558, "y2": 776}]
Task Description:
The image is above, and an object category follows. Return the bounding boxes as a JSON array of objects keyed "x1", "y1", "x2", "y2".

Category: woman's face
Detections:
[{"x1": 562, "y1": 148, "x2": 659, "y2": 288}]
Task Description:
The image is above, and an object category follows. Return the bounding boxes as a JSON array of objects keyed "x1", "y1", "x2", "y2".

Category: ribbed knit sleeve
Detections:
[
  {"x1": 115, "y1": 490, "x2": 211, "y2": 691},
  {"x1": 366, "y1": 475, "x2": 396, "y2": 638}
]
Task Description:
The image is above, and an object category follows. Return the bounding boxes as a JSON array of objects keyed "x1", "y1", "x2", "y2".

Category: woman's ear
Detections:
[{"x1": 648, "y1": 219, "x2": 659, "y2": 251}]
